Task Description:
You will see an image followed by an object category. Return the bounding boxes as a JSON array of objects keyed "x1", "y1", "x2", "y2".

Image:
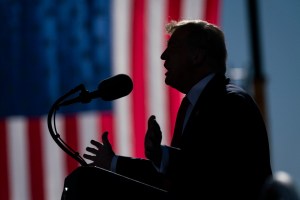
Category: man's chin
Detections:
[
  {"x1": 165, "y1": 79, "x2": 175, "y2": 88},
  {"x1": 164, "y1": 78, "x2": 171, "y2": 86}
]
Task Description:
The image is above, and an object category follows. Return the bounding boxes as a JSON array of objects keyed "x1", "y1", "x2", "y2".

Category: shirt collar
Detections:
[{"x1": 186, "y1": 73, "x2": 215, "y2": 106}]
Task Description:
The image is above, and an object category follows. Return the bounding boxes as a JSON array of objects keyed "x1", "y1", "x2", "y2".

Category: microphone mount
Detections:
[
  {"x1": 47, "y1": 84, "x2": 88, "y2": 166},
  {"x1": 58, "y1": 88, "x2": 93, "y2": 107}
]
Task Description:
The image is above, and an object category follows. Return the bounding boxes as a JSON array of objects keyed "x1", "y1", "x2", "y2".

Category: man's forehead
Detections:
[{"x1": 167, "y1": 29, "x2": 189, "y2": 44}]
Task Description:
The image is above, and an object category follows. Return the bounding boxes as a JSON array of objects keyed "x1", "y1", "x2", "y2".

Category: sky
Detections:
[{"x1": 221, "y1": 0, "x2": 300, "y2": 194}]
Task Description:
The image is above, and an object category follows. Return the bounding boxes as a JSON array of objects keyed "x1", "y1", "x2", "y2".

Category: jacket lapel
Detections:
[{"x1": 182, "y1": 74, "x2": 229, "y2": 136}]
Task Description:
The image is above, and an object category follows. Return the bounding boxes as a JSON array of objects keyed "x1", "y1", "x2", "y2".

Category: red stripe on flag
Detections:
[
  {"x1": 27, "y1": 118, "x2": 45, "y2": 200},
  {"x1": 166, "y1": 0, "x2": 183, "y2": 142},
  {"x1": 204, "y1": 0, "x2": 221, "y2": 25},
  {"x1": 99, "y1": 112, "x2": 115, "y2": 149},
  {"x1": 64, "y1": 115, "x2": 80, "y2": 173},
  {"x1": 0, "y1": 120, "x2": 10, "y2": 200},
  {"x1": 166, "y1": 0, "x2": 182, "y2": 21},
  {"x1": 131, "y1": 0, "x2": 148, "y2": 158}
]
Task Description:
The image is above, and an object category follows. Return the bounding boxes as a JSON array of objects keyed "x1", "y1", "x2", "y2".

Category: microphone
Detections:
[{"x1": 60, "y1": 74, "x2": 133, "y2": 106}]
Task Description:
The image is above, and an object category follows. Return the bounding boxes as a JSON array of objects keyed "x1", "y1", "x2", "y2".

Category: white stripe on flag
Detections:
[
  {"x1": 7, "y1": 117, "x2": 30, "y2": 200},
  {"x1": 112, "y1": 0, "x2": 134, "y2": 157},
  {"x1": 182, "y1": 0, "x2": 206, "y2": 20},
  {"x1": 146, "y1": 0, "x2": 171, "y2": 145}
]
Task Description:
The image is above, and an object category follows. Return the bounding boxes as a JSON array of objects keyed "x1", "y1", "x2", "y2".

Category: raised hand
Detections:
[
  {"x1": 144, "y1": 115, "x2": 162, "y2": 166},
  {"x1": 83, "y1": 131, "x2": 115, "y2": 170}
]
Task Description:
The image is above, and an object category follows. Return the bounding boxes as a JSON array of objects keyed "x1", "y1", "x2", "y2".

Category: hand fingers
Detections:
[
  {"x1": 149, "y1": 115, "x2": 156, "y2": 121},
  {"x1": 102, "y1": 131, "x2": 109, "y2": 142},
  {"x1": 147, "y1": 116, "x2": 162, "y2": 139},
  {"x1": 102, "y1": 131, "x2": 112, "y2": 149},
  {"x1": 85, "y1": 147, "x2": 99, "y2": 154},
  {"x1": 149, "y1": 116, "x2": 161, "y2": 130},
  {"x1": 86, "y1": 132, "x2": 113, "y2": 155},
  {"x1": 148, "y1": 115, "x2": 156, "y2": 127},
  {"x1": 84, "y1": 132, "x2": 115, "y2": 169},
  {"x1": 90, "y1": 140, "x2": 101, "y2": 148},
  {"x1": 83, "y1": 153, "x2": 96, "y2": 161}
]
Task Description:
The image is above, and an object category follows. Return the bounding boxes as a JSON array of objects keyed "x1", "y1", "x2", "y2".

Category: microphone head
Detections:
[{"x1": 97, "y1": 74, "x2": 133, "y2": 101}]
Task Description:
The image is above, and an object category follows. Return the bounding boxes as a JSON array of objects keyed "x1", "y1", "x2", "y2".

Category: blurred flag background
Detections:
[{"x1": 0, "y1": 0, "x2": 220, "y2": 200}]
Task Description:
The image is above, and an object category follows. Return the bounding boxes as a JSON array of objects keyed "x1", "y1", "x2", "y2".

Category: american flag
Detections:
[{"x1": 0, "y1": 0, "x2": 220, "y2": 199}]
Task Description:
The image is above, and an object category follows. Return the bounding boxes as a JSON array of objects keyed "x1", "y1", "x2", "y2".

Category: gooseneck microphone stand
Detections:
[{"x1": 47, "y1": 84, "x2": 88, "y2": 166}]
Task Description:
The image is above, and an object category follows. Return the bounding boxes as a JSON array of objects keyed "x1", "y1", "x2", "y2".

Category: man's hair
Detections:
[{"x1": 165, "y1": 19, "x2": 227, "y2": 74}]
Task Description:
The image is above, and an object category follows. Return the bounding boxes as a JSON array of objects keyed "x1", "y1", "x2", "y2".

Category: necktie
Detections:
[{"x1": 171, "y1": 96, "x2": 190, "y2": 147}]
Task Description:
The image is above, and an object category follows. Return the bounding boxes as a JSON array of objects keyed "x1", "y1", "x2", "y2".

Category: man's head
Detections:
[{"x1": 161, "y1": 19, "x2": 227, "y2": 93}]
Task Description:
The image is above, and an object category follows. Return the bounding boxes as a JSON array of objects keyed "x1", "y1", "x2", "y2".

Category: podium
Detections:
[{"x1": 61, "y1": 166, "x2": 169, "y2": 200}]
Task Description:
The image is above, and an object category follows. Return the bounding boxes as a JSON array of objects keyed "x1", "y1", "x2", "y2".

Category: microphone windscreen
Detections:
[{"x1": 97, "y1": 74, "x2": 133, "y2": 101}]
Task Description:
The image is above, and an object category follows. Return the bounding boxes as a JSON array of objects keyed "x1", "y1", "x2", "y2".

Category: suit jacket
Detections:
[{"x1": 115, "y1": 73, "x2": 273, "y2": 199}]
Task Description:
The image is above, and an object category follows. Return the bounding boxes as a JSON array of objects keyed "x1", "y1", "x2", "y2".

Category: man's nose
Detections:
[{"x1": 160, "y1": 49, "x2": 167, "y2": 60}]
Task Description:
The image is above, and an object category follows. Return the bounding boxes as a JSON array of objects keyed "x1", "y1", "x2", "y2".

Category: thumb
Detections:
[{"x1": 102, "y1": 131, "x2": 112, "y2": 149}]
